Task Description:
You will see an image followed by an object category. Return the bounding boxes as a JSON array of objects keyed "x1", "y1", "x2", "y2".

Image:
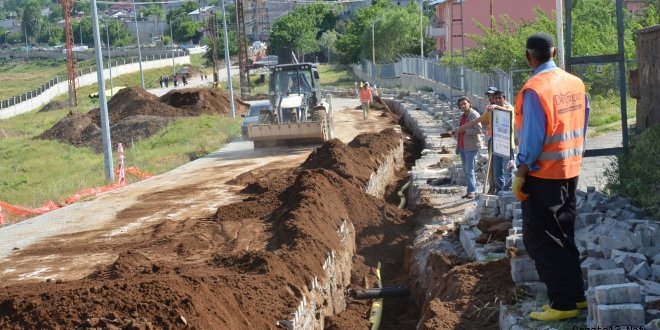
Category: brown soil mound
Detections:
[
  {"x1": 38, "y1": 100, "x2": 70, "y2": 113},
  {"x1": 418, "y1": 258, "x2": 517, "y2": 330},
  {"x1": 160, "y1": 88, "x2": 249, "y2": 116},
  {"x1": 37, "y1": 86, "x2": 247, "y2": 153},
  {"x1": 0, "y1": 129, "x2": 410, "y2": 329}
]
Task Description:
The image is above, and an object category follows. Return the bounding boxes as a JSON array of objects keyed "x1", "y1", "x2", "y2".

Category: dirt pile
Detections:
[
  {"x1": 36, "y1": 87, "x2": 248, "y2": 152},
  {"x1": 417, "y1": 257, "x2": 517, "y2": 329},
  {"x1": 0, "y1": 128, "x2": 411, "y2": 329}
]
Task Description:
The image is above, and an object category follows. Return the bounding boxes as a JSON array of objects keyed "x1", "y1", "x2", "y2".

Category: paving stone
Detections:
[
  {"x1": 652, "y1": 264, "x2": 660, "y2": 281},
  {"x1": 611, "y1": 250, "x2": 648, "y2": 264},
  {"x1": 638, "y1": 279, "x2": 660, "y2": 296},
  {"x1": 588, "y1": 268, "x2": 627, "y2": 287},
  {"x1": 629, "y1": 262, "x2": 651, "y2": 281},
  {"x1": 510, "y1": 256, "x2": 539, "y2": 282},
  {"x1": 615, "y1": 255, "x2": 640, "y2": 273},
  {"x1": 594, "y1": 303, "x2": 645, "y2": 328},
  {"x1": 594, "y1": 283, "x2": 643, "y2": 304}
]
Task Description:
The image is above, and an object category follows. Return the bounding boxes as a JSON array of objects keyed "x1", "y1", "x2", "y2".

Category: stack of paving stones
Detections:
[{"x1": 387, "y1": 91, "x2": 660, "y2": 329}]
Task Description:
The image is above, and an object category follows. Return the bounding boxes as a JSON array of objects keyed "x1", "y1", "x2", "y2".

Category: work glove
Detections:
[{"x1": 512, "y1": 175, "x2": 529, "y2": 201}]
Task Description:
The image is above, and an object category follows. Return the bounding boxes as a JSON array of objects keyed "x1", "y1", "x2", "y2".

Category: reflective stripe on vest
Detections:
[{"x1": 516, "y1": 69, "x2": 586, "y2": 179}]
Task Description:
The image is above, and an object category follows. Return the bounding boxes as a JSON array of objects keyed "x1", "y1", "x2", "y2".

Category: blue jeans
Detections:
[
  {"x1": 459, "y1": 148, "x2": 478, "y2": 194},
  {"x1": 492, "y1": 154, "x2": 512, "y2": 193}
]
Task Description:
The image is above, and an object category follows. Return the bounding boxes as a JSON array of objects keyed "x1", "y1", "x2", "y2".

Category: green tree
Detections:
[
  {"x1": 21, "y1": 0, "x2": 42, "y2": 45},
  {"x1": 166, "y1": 1, "x2": 202, "y2": 43},
  {"x1": 268, "y1": 3, "x2": 337, "y2": 59},
  {"x1": 335, "y1": 0, "x2": 424, "y2": 64},
  {"x1": 318, "y1": 30, "x2": 339, "y2": 63},
  {"x1": 141, "y1": 5, "x2": 165, "y2": 20}
]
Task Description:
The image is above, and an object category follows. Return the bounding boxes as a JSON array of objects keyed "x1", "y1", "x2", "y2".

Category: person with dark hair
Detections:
[
  {"x1": 456, "y1": 90, "x2": 515, "y2": 193},
  {"x1": 453, "y1": 96, "x2": 482, "y2": 199},
  {"x1": 513, "y1": 32, "x2": 590, "y2": 321}
]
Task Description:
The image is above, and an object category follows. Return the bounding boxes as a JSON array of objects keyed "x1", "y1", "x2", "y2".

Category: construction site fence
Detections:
[
  {"x1": 0, "y1": 51, "x2": 188, "y2": 111},
  {"x1": 358, "y1": 56, "x2": 513, "y2": 103}
]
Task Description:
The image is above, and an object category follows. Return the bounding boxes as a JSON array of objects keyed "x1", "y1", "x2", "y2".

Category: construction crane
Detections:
[{"x1": 61, "y1": 0, "x2": 78, "y2": 107}]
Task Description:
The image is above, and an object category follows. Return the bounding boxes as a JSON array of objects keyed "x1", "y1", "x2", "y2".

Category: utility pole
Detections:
[
  {"x1": 132, "y1": 0, "x2": 145, "y2": 88},
  {"x1": 235, "y1": 0, "x2": 250, "y2": 99},
  {"x1": 61, "y1": 0, "x2": 78, "y2": 107},
  {"x1": 91, "y1": 0, "x2": 114, "y2": 182},
  {"x1": 222, "y1": 0, "x2": 236, "y2": 118}
]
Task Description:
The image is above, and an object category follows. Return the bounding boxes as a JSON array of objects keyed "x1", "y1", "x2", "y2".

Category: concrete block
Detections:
[
  {"x1": 510, "y1": 256, "x2": 539, "y2": 282},
  {"x1": 594, "y1": 303, "x2": 645, "y2": 328},
  {"x1": 578, "y1": 212, "x2": 603, "y2": 226},
  {"x1": 458, "y1": 225, "x2": 478, "y2": 259},
  {"x1": 586, "y1": 241, "x2": 605, "y2": 258},
  {"x1": 652, "y1": 264, "x2": 660, "y2": 281},
  {"x1": 611, "y1": 250, "x2": 647, "y2": 264},
  {"x1": 606, "y1": 208, "x2": 623, "y2": 219},
  {"x1": 628, "y1": 262, "x2": 651, "y2": 280},
  {"x1": 512, "y1": 219, "x2": 522, "y2": 228},
  {"x1": 588, "y1": 268, "x2": 627, "y2": 287},
  {"x1": 638, "y1": 279, "x2": 660, "y2": 296},
  {"x1": 614, "y1": 255, "x2": 639, "y2": 273},
  {"x1": 594, "y1": 283, "x2": 643, "y2": 305},
  {"x1": 516, "y1": 281, "x2": 546, "y2": 295},
  {"x1": 505, "y1": 234, "x2": 525, "y2": 251}
]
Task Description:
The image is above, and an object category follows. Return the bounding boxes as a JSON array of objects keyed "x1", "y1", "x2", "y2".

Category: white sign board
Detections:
[{"x1": 492, "y1": 108, "x2": 512, "y2": 158}]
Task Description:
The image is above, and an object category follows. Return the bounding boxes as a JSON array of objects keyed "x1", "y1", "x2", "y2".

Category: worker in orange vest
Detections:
[
  {"x1": 359, "y1": 82, "x2": 373, "y2": 120},
  {"x1": 513, "y1": 32, "x2": 590, "y2": 322}
]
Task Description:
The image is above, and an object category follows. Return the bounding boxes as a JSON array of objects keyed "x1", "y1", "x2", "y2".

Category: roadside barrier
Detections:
[
  {"x1": 0, "y1": 145, "x2": 153, "y2": 224},
  {"x1": 117, "y1": 143, "x2": 126, "y2": 185}
]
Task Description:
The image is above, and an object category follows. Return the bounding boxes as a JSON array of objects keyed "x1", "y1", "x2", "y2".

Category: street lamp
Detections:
[
  {"x1": 169, "y1": 17, "x2": 175, "y2": 76},
  {"x1": 101, "y1": 19, "x2": 114, "y2": 96},
  {"x1": 420, "y1": 0, "x2": 425, "y2": 58},
  {"x1": 371, "y1": 20, "x2": 375, "y2": 63}
]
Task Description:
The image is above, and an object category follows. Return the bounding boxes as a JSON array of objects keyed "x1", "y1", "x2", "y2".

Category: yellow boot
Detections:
[
  {"x1": 542, "y1": 301, "x2": 587, "y2": 311},
  {"x1": 530, "y1": 308, "x2": 579, "y2": 321}
]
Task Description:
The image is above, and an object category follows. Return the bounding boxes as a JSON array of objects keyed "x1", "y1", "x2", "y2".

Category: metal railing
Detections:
[{"x1": 360, "y1": 55, "x2": 513, "y2": 100}]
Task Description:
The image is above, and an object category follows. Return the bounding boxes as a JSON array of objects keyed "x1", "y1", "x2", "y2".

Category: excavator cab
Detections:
[{"x1": 247, "y1": 63, "x2": 330, "y2": 147}]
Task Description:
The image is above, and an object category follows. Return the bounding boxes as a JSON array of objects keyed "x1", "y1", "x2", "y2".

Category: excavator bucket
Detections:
[{"x1": 248, "y1": 121, "x2": 327, "y2": 147}]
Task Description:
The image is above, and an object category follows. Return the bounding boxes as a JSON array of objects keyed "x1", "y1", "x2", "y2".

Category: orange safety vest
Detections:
[
  {"x1": 515, "y1": 69, "x2": 586, "y2": 179},
  {"x1": 359, "y1": 87, "x2": 372, "y2": 103}
]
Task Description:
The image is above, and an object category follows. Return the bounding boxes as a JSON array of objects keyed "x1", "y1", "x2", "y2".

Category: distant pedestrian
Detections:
[
  {"x1": 164, "y1": 76, "x2": 169, "y2": 87},
  {"x1": 359, "y1": 82, "x2": 373, "y2": 120},
  {"x1": 159, "y1": 76, "x2": 164, "y2": 88},
  {"x1": 182, "y1": 75, "x2": 188, "y2": 86}
]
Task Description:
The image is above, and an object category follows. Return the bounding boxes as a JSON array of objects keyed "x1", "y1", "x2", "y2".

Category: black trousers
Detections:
[{"x1": 521, "y1": 175, "x2": 585, "y2": 310}]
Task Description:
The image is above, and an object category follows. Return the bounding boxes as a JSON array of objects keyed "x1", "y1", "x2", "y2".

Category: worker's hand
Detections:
[
  {"x1": 512, "y1": 175, "x2": 529, "y2": 201},
  {"x1": 455, "y1": 126, "x2": 464, "y2": 134}
]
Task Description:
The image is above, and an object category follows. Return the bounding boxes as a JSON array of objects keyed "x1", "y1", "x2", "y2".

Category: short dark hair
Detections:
[
  {"x1": 493, "y1": 90, "x2": 505, "y2": 98},
  {"x1": 457, "y1": 96, "x2": 471, "y2": 107}
]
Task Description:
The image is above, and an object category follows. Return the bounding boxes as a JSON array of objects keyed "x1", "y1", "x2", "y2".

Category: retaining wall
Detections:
[{"x1": 279, "y1": 129, "x2": 404, "y2": 329}]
